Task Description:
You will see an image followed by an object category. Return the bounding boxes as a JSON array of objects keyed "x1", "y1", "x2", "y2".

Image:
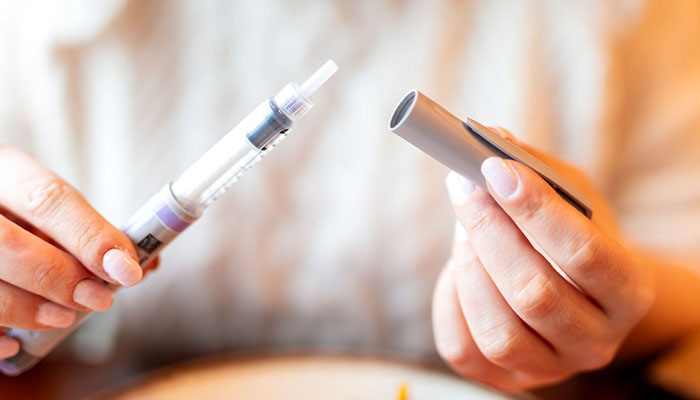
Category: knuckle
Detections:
[
  {"x1": 437, "y1": 343, "x2": 471, "y2": 370},
  {"x1": 480, "y1": 337, "x2": 520, "y2": 365},
  {"x1": 513, "y1": 273, "x2": 559, "y2": 318},
  {"x1": 475, "y1": 324, "x2": 521, "y2": 365},
  {"x1": 578, "y1": 342, "x2": 616, "y2": 370},
  {"x1": 24, "y1": 176, "x2": 73, "y2": 219},
  {"x1": 512, "y1": 187, "x2": 552, "y2": 221},
  {"x1": 564, "y1": 234, "x2": 605, "y2": 275},
  {"x1": 75, "y1": 220, "x2": 104, "y2": 256},
  {"x1": 438, "y1": 347, "x2": 497, "y2": 388},
  {"x1": 466, "y1": 205, "x2": 499, "y2": 237},
  {"x1": 0, "y1": 224, "x2": 24, "y2": 251},
  {"x1": 32, "y1": 257, "x2": 66, "y2": 294}
]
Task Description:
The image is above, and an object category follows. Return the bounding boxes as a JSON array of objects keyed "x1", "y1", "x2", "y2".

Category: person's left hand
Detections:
[{"x1": 432, "y1": 132, "x2": 654, "y2": 390}]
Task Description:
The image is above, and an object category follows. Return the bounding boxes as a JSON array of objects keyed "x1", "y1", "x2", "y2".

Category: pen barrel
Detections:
[
  {"x1": 123, "y1": 184, "x2": 199, "y2": 266},
  {"x1": 0, "y1": 185, "x2": 198, "y2": 376}
]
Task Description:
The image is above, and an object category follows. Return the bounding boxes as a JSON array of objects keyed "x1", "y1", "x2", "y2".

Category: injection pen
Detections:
[{"x1": 0, "y1": 60, "x2": 339, "y2": 376}]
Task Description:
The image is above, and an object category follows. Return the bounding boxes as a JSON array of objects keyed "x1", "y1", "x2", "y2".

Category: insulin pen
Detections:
[{"x1": 0, "y1": 60, "x2": 339, "y2": 376}]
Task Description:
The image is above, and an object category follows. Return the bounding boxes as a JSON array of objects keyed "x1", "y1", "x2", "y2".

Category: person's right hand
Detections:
[
  {"x1": 432, "y1": 130, "x2": 653, "y2": 390},
  {"x1": 0, "y1": 146, "x2": 144, "y2": 360}
]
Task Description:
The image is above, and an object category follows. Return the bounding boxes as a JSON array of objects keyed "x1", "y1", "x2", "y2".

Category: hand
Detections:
[
  {"x1": 0, "y1": 146, "x2": 144, "y2": 360},
  {"x1": 432, "y1": 131, "x2": 654, "y2": 390}
]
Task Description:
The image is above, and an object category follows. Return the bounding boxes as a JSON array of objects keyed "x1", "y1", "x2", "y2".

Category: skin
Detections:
[
  {"x1": 433, "y1": 128, "x2": 700, "y2": 390},
  {"x1": 0, "y1": 146, "x2": 154, "y2": 360}
]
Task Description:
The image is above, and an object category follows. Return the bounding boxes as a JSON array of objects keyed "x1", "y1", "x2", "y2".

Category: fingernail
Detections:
[
  {"x1": 445, "y1": 171, "x2": 475, "y2": 205},
  {"x1": 73, "y1": 279, "x2": 114, "y2": 312},
  {"x1": 103, "y1": 249, "x2": 143, "y2": 287},
  {"x1": 447, "y1": 260, "x2": 456, "y2": 271},
  {"x1": 453, "y1": 221, "x2": 469, "y2": 243},
  {"x1": 0, "y1": 336, "x2": 19, "y2": 359},
  {"x1": 481, "y1": 157, "x2": 519, "y2": 198},
  {"x1": 36, "y1": 302, "x2": 76, "y2": 328}
]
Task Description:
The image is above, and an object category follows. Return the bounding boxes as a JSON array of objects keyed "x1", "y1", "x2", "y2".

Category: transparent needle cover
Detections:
[{"x1": 170, "y1": 60, "x2": 338, "y2": 215}]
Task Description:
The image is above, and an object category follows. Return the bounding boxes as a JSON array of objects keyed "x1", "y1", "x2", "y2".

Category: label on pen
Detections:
[{"x1": 123, "y1": 185, "x2": 198, "y2": 266}]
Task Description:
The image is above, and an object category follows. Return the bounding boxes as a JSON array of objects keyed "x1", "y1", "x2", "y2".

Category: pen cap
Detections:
[
  {"x1": 389, "y1": 89, "x2": 593, "y2": 218},
  {"x1": 389, "y1": 90, "x2": 492, "y2": 189}
]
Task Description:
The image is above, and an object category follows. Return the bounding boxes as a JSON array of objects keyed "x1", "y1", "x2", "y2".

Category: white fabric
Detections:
[{"x1": 1, "y1": 0, "x2": 700, "y2": 366}]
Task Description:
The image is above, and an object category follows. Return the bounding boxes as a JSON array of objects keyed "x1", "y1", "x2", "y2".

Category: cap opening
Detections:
[{"x1": 389, "y1": 90, "x2": 418, "y2": 130}]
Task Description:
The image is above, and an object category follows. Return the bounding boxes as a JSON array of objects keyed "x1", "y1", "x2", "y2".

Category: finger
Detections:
[
  {"x1": 142, "y1": 256, "x2": 160, "y2": 278},
  {"x1": 489, "y1": 126, "x2": 518, "y2": 142},
  {"x1": 479, "y1": 157, "x2": 651, "y2": 319},
  {"x1": 0, "y1": 280, "x2": 76, "y2": 330},
  {"x1": 481, "y1": 132, "x2": 620, "y2": 235},
  {"x1": 487, "y1": 127, "x2": 582, "y2": 188},
  {"x1": 432, "y1": 264, "x2": 520, "y2": 390},
  {"x1": 488, "y1": 128, "x2": 561, "y2": 173},
  {"x1": 487, "y1": 127, "x2": 598, "y2": 212},
  {"x1": 0, "y1": 332, "x2": 19, "y2": 360},
  {"x1": 488, "y1": 126, "x2": 584, "y2": 182},
  {"x1": 446, "y1": 172, "x2": 614, "y2": 368},
  {"x1": 0, "y1": 148, "x2": 142, "y2": 286},
  {"x1": 0, "y1": 214, "x2": 114, "y2": 311},
  {"x1": 489, "y1": 127, "x2": 555, "y2": 164},
  {"x1": 449, "y1": 228, "x2": 565, "y2": 376}
]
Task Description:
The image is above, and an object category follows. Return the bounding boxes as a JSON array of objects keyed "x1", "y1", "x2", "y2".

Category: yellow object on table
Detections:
[{"x1": 396, "y1": 383, "x2": 408, "y2": 400}]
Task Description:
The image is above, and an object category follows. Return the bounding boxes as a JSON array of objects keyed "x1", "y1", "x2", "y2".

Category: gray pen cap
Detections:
[{"x1": 389, "y1": 90, "x2": 592, "y2": 218}]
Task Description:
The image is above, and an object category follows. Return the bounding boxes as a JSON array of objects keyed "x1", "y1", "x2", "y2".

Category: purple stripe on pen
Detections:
[
  {"x1": 155, "y1": 202, "x2": 190, "y2": 233},
  {"x1": 121, "y1": 222, "x2": 134, "y2": 235}
]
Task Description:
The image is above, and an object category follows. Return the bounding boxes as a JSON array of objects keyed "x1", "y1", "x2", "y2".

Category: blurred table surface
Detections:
[
  {"x1": 0, "y1": 349, "x2": 693, "y2": 399},
  {"x1": 98, "y1": 354, "x2": 511, "y2": 400}
]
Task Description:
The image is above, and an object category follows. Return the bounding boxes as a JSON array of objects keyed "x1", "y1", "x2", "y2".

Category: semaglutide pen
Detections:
[{"x1": 0, "y1": 60, "x2": 339, "y2": 376}]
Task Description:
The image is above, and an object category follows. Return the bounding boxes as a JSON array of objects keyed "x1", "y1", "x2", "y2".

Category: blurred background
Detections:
[{"x1": 1, "y1": 0, "x2": 700, "y2": 398}]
